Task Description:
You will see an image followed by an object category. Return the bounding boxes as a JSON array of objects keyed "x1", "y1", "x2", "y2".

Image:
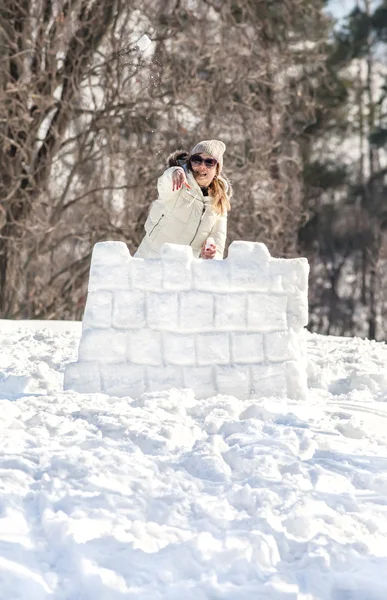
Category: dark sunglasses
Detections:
[{"x1": 190, "y1": 155, "x2": 218, "y2": 168}]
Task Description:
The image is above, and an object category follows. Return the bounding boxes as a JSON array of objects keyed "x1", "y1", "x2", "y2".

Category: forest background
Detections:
[{"x1": 1, "y1": 0, "x2": 387, "y2": 341}]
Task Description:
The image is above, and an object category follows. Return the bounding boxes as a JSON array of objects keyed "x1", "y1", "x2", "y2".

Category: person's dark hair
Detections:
[{"x1": 167, "y1": 150, "x2": 189, "y2": 168}]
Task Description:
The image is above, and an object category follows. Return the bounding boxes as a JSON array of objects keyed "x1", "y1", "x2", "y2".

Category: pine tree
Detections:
[{"x1": 299, "y1": 0, "x2": 387, "y2": 340}]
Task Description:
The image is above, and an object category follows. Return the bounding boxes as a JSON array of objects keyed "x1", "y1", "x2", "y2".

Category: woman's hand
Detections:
[
  {"x1": 172, "y1": 168, "x2": 191, "y2": 191},
  {"x1": 201, "y1": 240, "x2": 216, "y2": 259}
]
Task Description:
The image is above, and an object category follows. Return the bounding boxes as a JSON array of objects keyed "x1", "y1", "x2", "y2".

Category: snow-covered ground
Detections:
[{"x1": 0, "y1": 319, "x2": 387, "y2": 599}]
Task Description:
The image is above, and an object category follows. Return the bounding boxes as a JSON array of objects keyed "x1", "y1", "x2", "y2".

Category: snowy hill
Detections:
[{"x1": 0, "y1": 319, "x2": 387, "y2": 599}]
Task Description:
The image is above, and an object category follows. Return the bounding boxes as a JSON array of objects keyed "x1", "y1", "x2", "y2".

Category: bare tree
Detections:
[
  {"x1": 0, "y1": 0, "x2": 329, "y2": 320},
  {"x1": 0, "y1": 0, "x2": 124, "y2": 315}
]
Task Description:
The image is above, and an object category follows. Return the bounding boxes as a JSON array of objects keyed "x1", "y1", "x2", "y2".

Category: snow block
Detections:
[
  {"x1": 63, "y1": 361, "x2": 101, "y2": 394},
  {"x1": 88, "y1": 241, "x2": 131, "y2": 292},
  {"x1": 161, "y1": 244, "x2": 193, "y2": 290},
  {"x1": 228, "y1": 242, "x2": 271, "y2": 291},
  {"x1": 180, "y1": 291, "x2": 214, "y2": 331},
  {"x1": 82, "y1": 291, "x2": 112, "y2": 330},
  {"x1": 64, "y1": 240, "x2": 309, "y2": 400},
  {"x1": 101, "y1": 363, "x2": 145, "y2": 397}
]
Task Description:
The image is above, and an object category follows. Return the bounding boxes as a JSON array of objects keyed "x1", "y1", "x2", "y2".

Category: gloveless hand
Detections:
[
  {"x1": 171, "y1": 168, "x2": 191, "y2": 191},
  {"x1": 201, "y1": 241, "x2": 216, "y2": 260}
]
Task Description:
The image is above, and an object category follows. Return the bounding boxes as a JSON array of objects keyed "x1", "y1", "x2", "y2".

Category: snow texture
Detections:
[
  {"x1": 64, "y1": 241, "x2": 309, "y2": 399},
  {"x1": 1, "y1": 319, "x2": 387, "y2": 599}
]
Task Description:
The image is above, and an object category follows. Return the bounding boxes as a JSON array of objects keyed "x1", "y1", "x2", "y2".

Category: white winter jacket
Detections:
[{"x1": 134, "y1": 166, "x2": 228, "y2": 259}]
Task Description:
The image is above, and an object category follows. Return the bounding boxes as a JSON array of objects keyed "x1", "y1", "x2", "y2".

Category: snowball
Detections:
[{"x1": 136, "y1": 34, "x2": 152, "y2": 52}]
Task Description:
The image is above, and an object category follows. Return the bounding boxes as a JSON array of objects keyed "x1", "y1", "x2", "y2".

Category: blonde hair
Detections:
[
  {"x1": 188, "y1": 162, "x2": 231, "y2": 215},
  {"x1": 209, "y1": 166, "x2": 231, "y2": 215}
]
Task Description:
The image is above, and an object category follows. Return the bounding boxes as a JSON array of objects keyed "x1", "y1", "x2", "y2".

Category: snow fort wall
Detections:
[{"x1": 64, "y1": 241, "x2": 309, "y2": 399}]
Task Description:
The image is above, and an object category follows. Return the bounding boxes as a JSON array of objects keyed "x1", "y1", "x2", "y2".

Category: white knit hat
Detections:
[{"x1": 190, "y1": 140, "x2": 226, "y2": 172}]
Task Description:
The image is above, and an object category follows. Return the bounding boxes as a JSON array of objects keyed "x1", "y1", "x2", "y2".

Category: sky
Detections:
[
  {"x1": 327, "y1": 0, "x2": 381, "y2": 22},
  {"x1": 328, "y1": 0, "x2": 356, "y2": 21},
  {"x1": 0, "y1": 318, "x2": 387, "y2": 599}
]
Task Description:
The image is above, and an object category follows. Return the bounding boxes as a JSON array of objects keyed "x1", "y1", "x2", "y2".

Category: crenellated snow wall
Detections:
[{"x1": 64, "y1": 241, "x2": 309, "y2": 399}]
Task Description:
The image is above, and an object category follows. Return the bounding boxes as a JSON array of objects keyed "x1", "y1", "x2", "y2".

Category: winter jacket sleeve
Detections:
[
  {"x1": 210, "y1": 213, "x2": 228, "y2": 259},
  {"x1": 157, "y1": 166, "x2": 185, "y2": 204}
]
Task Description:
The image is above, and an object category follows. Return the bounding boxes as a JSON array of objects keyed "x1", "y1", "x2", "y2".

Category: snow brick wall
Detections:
[{"x1": 64, "y1": 241, "x2": 309, "y2": 399}]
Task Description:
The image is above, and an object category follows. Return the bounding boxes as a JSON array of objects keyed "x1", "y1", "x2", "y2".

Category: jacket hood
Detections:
[{"x1": 167, "y1": 150, "x2": 189, "y2": 168}]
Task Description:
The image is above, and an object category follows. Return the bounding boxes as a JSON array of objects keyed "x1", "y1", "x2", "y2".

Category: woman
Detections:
[{"x1": 134, "y1": 139, "x2": 232, "y2": 260}]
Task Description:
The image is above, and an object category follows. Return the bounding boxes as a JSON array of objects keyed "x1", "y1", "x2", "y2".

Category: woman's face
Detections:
[{"x1": 190, "y1": 153, "x2": 218, "y2": 188}]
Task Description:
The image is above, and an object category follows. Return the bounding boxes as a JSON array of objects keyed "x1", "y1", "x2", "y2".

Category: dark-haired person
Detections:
[{"x1": 134, "y1": 140, "x2": 232, "y2": 260}]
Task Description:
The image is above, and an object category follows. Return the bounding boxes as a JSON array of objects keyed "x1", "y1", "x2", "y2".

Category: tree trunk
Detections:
[{"x1": 0, "y1": 0, "x2": 117, "y2": 316}]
